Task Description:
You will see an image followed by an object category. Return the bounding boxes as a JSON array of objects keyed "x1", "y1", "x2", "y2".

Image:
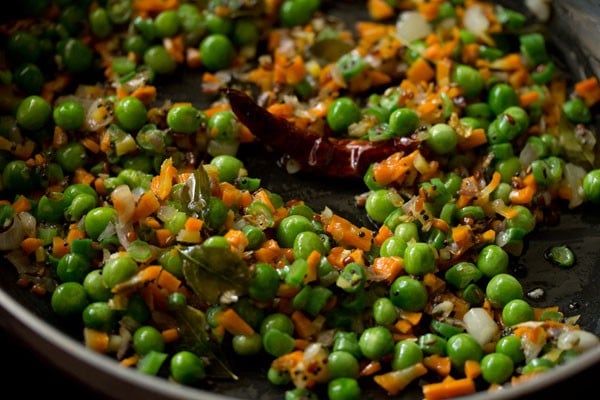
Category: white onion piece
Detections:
[
  {"x1": 557, "y1": 330, "x2": 600, "y2": 352},
  {"x1": 519, "y1": 142, "x2": 538, "y2": 168},
  {"x1": 111, "y1": 184, "x2": 135, "y2": 223},
  {"x1": 157, "y1": 205, "x2": 177, "y2": 222},
  {"x1": 463, "y1": 307, "x2": 500, "y2": 347},
  {"x1": 564, "y1": 162, "x2": 587, "y2": 209},
  {"x1": 19, "y1": 211, "x2": 37, "y2": 237},
  {"x1": 463, "y1": 4, "x2": 489, "y2": 38},
  {"x1": 396, "y1": 11, "x2": 431, "y2": 44},
  {"x1": 525, "y1": 0, "x2": 551, "y2": 22},
  {"x1": 0, "y1": 214, "x2": 25, "y2": 251}
]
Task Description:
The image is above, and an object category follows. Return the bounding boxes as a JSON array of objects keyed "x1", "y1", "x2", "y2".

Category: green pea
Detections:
[
  {"x1": 83, "y1": 269, "x2": 112, "y2": 302},
  {"x1": 144, "y1": 45, "x2": 177, "y2": 74},
  {"x1": 293, "y1": 231, "x2": 326, "y2": 259},
  {"x1": 380, "y1": 236, "x2": 407, "y2": 258},
  {"x1": 277, "y1": 214, "x2": 314, "y2": 248},
  {"x1": 133, "y1": 325, "x2": 165, "y2": 355},
  {"x1": 210, "y1": 155, "x2": 244, "y2": 184},
  {"x1": 267, "y1": 367, "x2": 291, "y2": 385},
  {"x1": 372, "y1": 297, "x2": 397, "y2": 325},
  {"x1": 392, "y1": 339, "x2": 423, "y2": 371},
  {"x1": 89, "y1": 7, "x2": 113, "y2": 38},
  {"x1": 418, "y1": 333, "x2": 447, "y2": 356},
  {"x1": 123, "y1": 35, "x2": 149, "y2": 55},
  {"x1": 13, "y1": 63, "x2": 44, "y2": 95},
  {"x1": 430, "y1": 319, "x2": 464, "y2": 339},
  {"x1": 328, "y1": 377, "x2": 361, "y2": 400},
  {"x1": 465, "y1": 102, "x2": 493, "y2": 120},
  {"x1": 486, "y1": 273, "x2": 523, "y2": 308},
  {"x1": 521, "y1": 358, "x2": 555, "y2": 374},
  {"x1": 279, "y1": 0, "x2": 319, "y2": 28},
  {"x1": 358, "y1": 326, "x2": 394, "y2": 360},
  {"x1": 480, "y1": 352, "x2": 514, "y2": 384},
  {"x1": 488, "y1": 83, "x2": 519, "y2": 115},
  {"x1": 426, "y1": 123, "x2": 457, "y2": 155},
  {"x1": 241, "y1": 224, "x2": 266, "y2": 251},
  {"x1": 260, "y1": 313, "x2": 294, "y2": 336},
  {"x1": 200, "y1": 34, "x2": 235, "y2": 71},
  {"x1": 205, "y1": 12, "x2": 233, "y2": 35},
  {"x1": 389, "y1": 276, "x2": 428, "y2": 312},
  {"x1": 327, "y1": 351, "x2": 359, "y2": 379},
  {"x1": 7, "y1": 31, "x2": 41, "y2": 64},
  {"x1": 102, "y1": 254, "x2": 138, "y2": 288},
  {"x1": 403, "y1": 242, "x2": 436, "y2": 276},
  {"x1": 495, "y1": 335, "x2": 525, "y2": 364},
  {"x1": 263, "y1": 329, "x2": 295, "y2": 357},
  {"x1": 495, "y1": 156, "x2": 521, "y2": 183},
  {"x1": 539, "y1": 309, "x2": 564, "y2": 322},
  {"x1": 205, "y1": 196, "x2": 229, "y2": 231},
  {"x1": 505, "y1": 205, "x2": 535, "y2": 233},
  {"x1": 59, "y1": 38, "x2": 93, "y2": 73},
  {"x1": 84, "y1": 206, "x2": 117, "y2": 241},
  {"x1": 562, "y1": 98, "x2": 592, "y2": 124},
  {"x1": 502, "y1": 299, "x2": 534, "y2": 326},
  {"x1": 51, "y1": 282, "x2": 89, "y2": 318},
  {"x1": 82, "y1": 301, "x2": 116, "y2": 332},
  {"x1": 167, "y1": 104, "x2": 204, "y2": 134},
  {"x1": 519, "y1": 32, "x2": 548, "y2": 66},
  {"x1": 444, "y1": 262, "x2": 482, "y2": 289},
  {"x1": 388, "y1": 107, "x2": 419, "y2": 137},
  {"x1": 248, "y1": 263, "x2": 280, "y2": 302},
  {"x1": 452, "y1": 64, "x2": 484, "y2": 98},
  {"x1": 56, "y1": 142, "x2": 88, "y2": 173},
  {"x1": 285, "y1": 388, "x2": 318, "y2": 400},
  {"x1": 53, "y1": 100, "x2": 85, "y2": 131},
  {"x1": 327, "y1": 97, "x2": 362, "y2": 133},
  {"x1": 232, "y1": 333, "x2": 262, "y2": 356},
  {"x1": 57, "y1": 252, "x2": 91, "y2": 283},
  {"x1": 446, "y1": 333, "x2": 483, "y2": 370},
  {"x1": 115, "y1": 96, "x2": 147, "y2": 132},
  {"x1": 154, "y1": 10, "x2": 180, "y2": 38},
  {"x1": 16, "y1": 95, "x2": 52, "y2": 131},
  {"x1": 477, "y1": 244, "x2": 509, "y2": 278},
  {"x1": 232, "y1": 18, "x2": 259, "y2": 46},
  {"x1": 394, "y1": 222, "x2": 419, "y2": 243},
  {"x1": 365, "y1": 189, "x2": 398, "y2": 224}
]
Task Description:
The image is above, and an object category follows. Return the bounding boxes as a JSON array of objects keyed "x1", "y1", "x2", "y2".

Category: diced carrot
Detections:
[
  {"x1": 509, "y1": 173, "x2": 537, "y2": 205},
  {"x1": 52, "y1": 127, "x2": 68, "y2": 149},
  {"x1": 12, "y1": 195, "x2": 32, "y2": 213},
  {"x1": 130, "y1": 85, "x2": 157, "y2": 106},
  {"x1": 21, "y1": 237, "x2": 43, "y2": 254},
  {"x1": 464, "y1": 360, "x2": 481, "y2": 379},
  {"x1": 291, "y1": 310, "x2": 316, "y2": 339},
  {"x1": 52, "y1": 236, "x2": 70, "y2": 258},
  {"x1": 422, "y1": 377, "x2": 476, "y2": 400},
  {"x1": 574, "y1": 76, "x2": 600, "y2": 106},
  {"x1": 156, "y1": 269, "x2": 182, "y2": 292},
  {"x1": 120, "y1": 355, "x2": 139, "y2": 367},
  {"x1": 360, "y1": 360, "x2": 382, "y2": 376},
  {"x1": 184, "y1": 217, "x2": 204, "y2": 233},
  {"x1": 373, "y1": 224, "x2": 393, "y2": 247},
  {"x1": 399, "y1": 310, "x2": 423, "y2": 326},
  {"x1": 436, "y1": 58, "x2": 453, "y2": 87},
  {"x1": 161, "y1": 328, "x2": 180, "y2": 343},
  {"x1": 267, "y1": 102, "x2": 295, "y2": 119},
  {"x1": 155, "y1": 228, "x2": 175, "y2": 247},
  {"x1": 394, "y1": 319, "x2": 412, "y2": 334},
  {"x1": 367, "y1": 0, "x2": 395, "y2": 20},
  {"x1": 423, "y1": 272, "x2": 446, "y2": 293},
  {"x1": 304, "y1": 250, "x2": 321, "y2": 284},
  {"x1": 224, "y1": 229, "x2": 249, "y2": 254},
  {"x1": 520, "y1": 90, "x2": 540, "y2": 108},
  {"x1": 132, "y1": 0, "x2": 179, "y2": 12},
  {"x1": 80, "y1": 137, "x2": 100, "y2": 154},
  {"x1": 73, "y1": 168, "x2": 95, "y2": 185},
  {"x1": 255, "y1": 239, "x2": 285, "y2": 264},
  {"x1": 133, "y1": 191, "x2": 161, "y2": 221},
  {"x1": 373, "y1": 150, "x2": 420, "y2": 186},
  {"x1": 324, "y1": 214, "x2": 373, "y2": 251},
  {"x1": 84, "y1": 328, "x2": 110, "y2": 353},
  {"x1": 407, "y1": 58, "x2": 435, "y2": 83},
  {"x1": 458, "y1": 127, "x2": 487, "y2": 150},
  {"x1": 151, "y1": 158, "x2": 177, "y2": 201},
  {"x1": 424, "y1": 354, "x2": 451, "y2": 376},
  {"x1": 215, "y1": 307, "x2": 255, "y2": 336},
  {"x1": 370, "y1": 256, "x2": 403, "y2": 284}
]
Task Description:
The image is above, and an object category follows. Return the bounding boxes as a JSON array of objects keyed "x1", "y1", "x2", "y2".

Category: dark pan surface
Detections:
[{"x1": 1, "y1": 1, "x2": 600, "y2": 399}]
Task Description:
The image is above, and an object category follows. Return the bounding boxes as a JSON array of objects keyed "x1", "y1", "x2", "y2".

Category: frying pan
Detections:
[{"x1": 1, "y1": 1, "x2": 599, "y2": 399}]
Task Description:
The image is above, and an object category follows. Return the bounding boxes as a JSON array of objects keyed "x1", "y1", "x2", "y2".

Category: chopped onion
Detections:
[
  {"x1": 0, "y1": 214, "x2": 25, "y2": 251},
  {"x1": 525, "y1": 0, "x2": 551, "y2": 22},
  {"x1": 463, "y1": 307, "x2": 499, "y2": 346},
  {"x1": 396, "y1": 11, "x2": 431, "y2": 44},
  {"x1": 463, "y1": 4, "x2": 489, "y2": 38},
  {"x1": 557, "y1": 330, "x2": 600, "y2": 352},
  {"x1": 564, "y1": 162, "x2": 587, "y2": 209},
  {"x1": 157, "y1": 205, "x2": 177, "y2": 222},
  {"x1": 519, "y1": 142, "x2": 538, "y2": 168}
]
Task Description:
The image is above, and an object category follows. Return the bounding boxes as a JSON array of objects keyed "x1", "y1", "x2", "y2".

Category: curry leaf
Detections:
[
  {"x1": 179, "y1": 245, "x2": 251, "y2": 305},
  {"x1": 174, "y1": 305, "x2": 238, "y2": 380}
]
